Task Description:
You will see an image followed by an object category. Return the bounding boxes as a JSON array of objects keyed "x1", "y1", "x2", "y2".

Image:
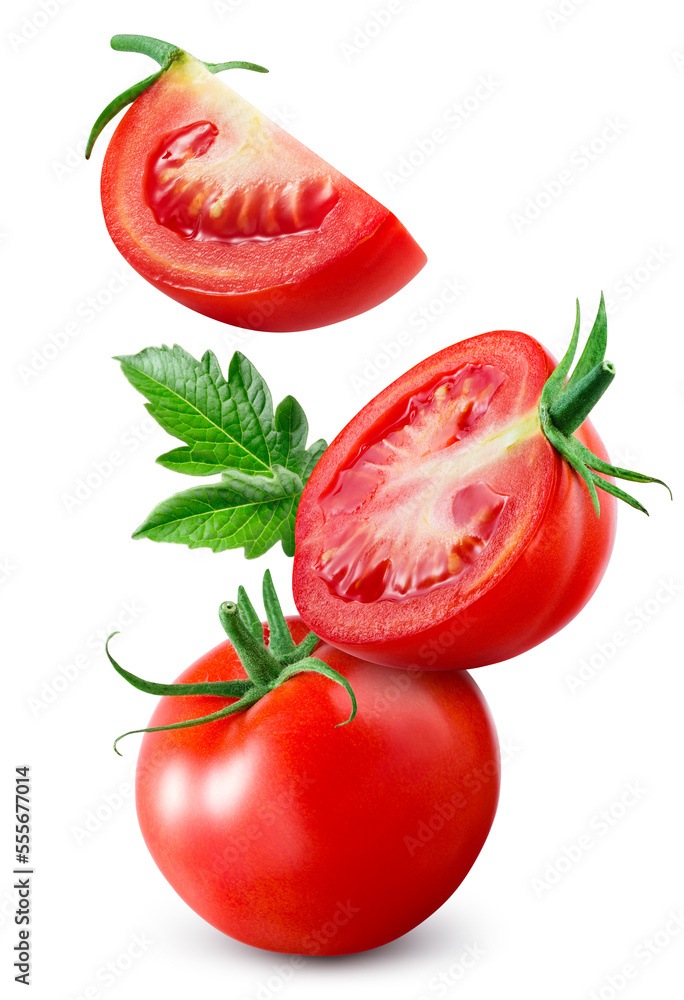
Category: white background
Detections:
[{"x1": 3, "y1": 0, "x2": 683, "y2": 998}]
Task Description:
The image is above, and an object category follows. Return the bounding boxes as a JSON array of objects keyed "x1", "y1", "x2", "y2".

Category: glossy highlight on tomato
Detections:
[
  {"x1": 134, "y1": 617, "x2": 499, "y2": 955},
  {"x1": 93, "y1": 37, "x2": 426, "y2": 331},
  {"x1": 293, "y1": 330, "x2": 618, "y2": 669}
]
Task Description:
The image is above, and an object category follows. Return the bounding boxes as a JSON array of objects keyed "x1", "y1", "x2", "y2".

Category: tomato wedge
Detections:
[
  {"x1": 86, "y1": 34, "x2": 426, "y2": 331},
  {"x1": 293, "y1": 298, "x2": 669, "y2": 669}
]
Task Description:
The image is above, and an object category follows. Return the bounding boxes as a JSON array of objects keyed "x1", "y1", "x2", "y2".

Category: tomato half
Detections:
[
  {"x1": 292, "y1": 331, "x2": 618, "y2": 669},
  {"x1": 134, "y1": 618, "x2": 499, "y2": 955},
  {"x1": 97, "y1": 46, "x2": 426, "y2": 331}
]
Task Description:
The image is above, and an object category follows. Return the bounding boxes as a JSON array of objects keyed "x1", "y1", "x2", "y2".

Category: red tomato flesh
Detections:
[
  {"x1": 100, "y1": 55, "x2": 426, "y2": 330},
  {"x1": 293, "y1": 332, "x2": 617, "y2": 669},
  {"x1": 145, "y1": 121, "x2": 340, "y2": 243},
  {"x1": 135, "y1": 619, "x2": 499, "y2": 955}
]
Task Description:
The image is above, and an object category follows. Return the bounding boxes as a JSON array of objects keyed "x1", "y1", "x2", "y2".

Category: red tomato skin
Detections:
[
  {"x1": 99, "y1": 59, "x2": 426, "y2": 331},
  {"x1": 135, "y1": 619, "x2": 499, "y2": 955},
  {"x1": 134, "y1": 210, "x2": 426, "y2": 332},
  {"x1": 292, "y1": 333, "x2": 617, "y2": 669}
]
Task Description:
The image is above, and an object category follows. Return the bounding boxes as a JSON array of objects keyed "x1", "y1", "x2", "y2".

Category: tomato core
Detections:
[
  {"x1": 315, "y1": 364, "x2": 509, "y2": 603},
  {"x1": 144, "y1": 120, "x2": 340, "y2": 244}
]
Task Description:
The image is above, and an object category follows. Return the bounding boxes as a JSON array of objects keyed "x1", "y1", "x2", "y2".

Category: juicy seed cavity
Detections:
[
  {"x1": 315, "y1": 364, "x2": 510, "y2": 603},
  {"x1": 144, "y1": 121, "x2": 340, "y2": 244}
]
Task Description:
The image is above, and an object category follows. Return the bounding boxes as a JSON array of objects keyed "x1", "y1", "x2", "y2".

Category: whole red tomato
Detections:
[
  {"x1": 131, "y1": 616, "x2": 499, "y2": 955},
  {"x1": 88, "y1": 34, "x2": 426, "y2": 331},
  {"x1": 293, "y1": 299, "x2": 667, "y2": 669}
]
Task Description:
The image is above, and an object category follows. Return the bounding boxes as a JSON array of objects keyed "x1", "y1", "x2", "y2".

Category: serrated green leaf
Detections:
[
  {"x1": 132, "y1": 465, "x2": 303, "y2": 559},
  {"x1": 301, "y1": 438, "x2": 327, "y2": 482},
  {"x1": 155, "y1": 446, "x2": 228, "y2": 476},
  {"x1": 116, "y1": 345, "x2": 276, "y2": 475},
  {"x1": 118, "y1": 344, "x2": 327, "y2": 558},
  {"x1": 271, "y1": 395, "x2": 310, "y2": 473}
]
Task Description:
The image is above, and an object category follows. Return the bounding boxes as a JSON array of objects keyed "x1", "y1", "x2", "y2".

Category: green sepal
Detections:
[
  {"x1": 218, "y1": 600, "x2": 280, "y2": 686},
  {"x1": 204, "y1": 59, "x2": 269, "y2": 75},
  {"x1": 236, "y1": 586, "x2": 263, "y2": 642},
  {"x1": 572, "y1": 439, "x2": 672, "y2": 498},
  {"x1": 106, "y1": 632, "x2": 252, "y2": 698},
  {"x1": 109, "y1": 573, "x2": 357, "y2": 754},
  {"x1": 271, "y1": 658, "x2": 357, "y2": 727},
  {"x1": 86, "y1": 33, "x2": 268, "y2": 159},
  {"x1": 262, "y1": 569, "x2": 296, "y2": 657},
  {"x1": 282, "y1": 631, "x2": 320, "y2": 664},
  {"x1": 540, "y1": 299, "x2": 581, "y2": 408},
  {"x1": 588, "y1": 473, "x2": 648, "y2": 515},
  {"x1": 113, "y1": 688, "x2": 264, "y2": 756},
  {"x1": 542, "y1": 416, "x2": 600, "y2": 516},
  {"x1": 539, "y1": 296, "x2": 671, "y2": 516},
  {"x1": 566, "y1": 291, "x2": 607, "y2": 390},
  {"x1": 85, "y1": 70, "x2": 163, "y2": 159}
]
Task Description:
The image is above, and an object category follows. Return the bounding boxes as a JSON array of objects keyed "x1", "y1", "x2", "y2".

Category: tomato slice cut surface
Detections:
[
  {"x1": 316, "y1": 364, "x2": 513, "y2": 602},
  {"x1": 145, "y1": 121, "x2": 340, "y2": 243},
  {"x1": 293, "y1": 331, "x2": 616, "y2": 669},
  {"x1": 100, "y1": 54, "x2": 426, "y2": 330}
]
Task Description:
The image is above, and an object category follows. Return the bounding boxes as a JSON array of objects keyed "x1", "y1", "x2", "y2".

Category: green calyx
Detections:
[
  {"x1": 85, "y1": 33, "x2": 268, "y2": 159},
  {"x1": 539, "y1": 294, "x2": 671, "y2": 516},
  {"x1": 106, "y1": 570, "x2": 356, "y2": 754}
]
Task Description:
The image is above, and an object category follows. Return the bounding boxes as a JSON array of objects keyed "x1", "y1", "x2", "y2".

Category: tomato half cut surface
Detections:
[
  {"x1": 92, "y1": 37, "x2": 426, "y2": 331},
  {"x1": 293, "y1": 331, "x2": 619, "y2": 669}
]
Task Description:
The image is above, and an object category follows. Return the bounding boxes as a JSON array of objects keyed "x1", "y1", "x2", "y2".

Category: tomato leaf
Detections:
[
  {"x1": 132, "y1": 465, "x2": 303, "y2": 558},
  {"x1": 270, "y1": 395, "x2": 310, "y2": 473},
  {"x1": 118, "y1": 346, "x2": 289, "y2": 475},
  {"x1": 117, "y1": 346, "x2": 326, "y2": 558},
  {"x1": 300, "y1": 438, "x2": 328, "y2": 482}
]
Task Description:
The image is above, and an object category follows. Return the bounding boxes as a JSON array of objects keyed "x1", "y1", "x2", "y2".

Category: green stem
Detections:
[
  {"x1": 549, "y1": 360, "x2": 615, "y2": 435},
  {"x1": 110, "y1": 574, "x2": 355, "y2": 754},
  {"x1": 111, "y1": 33, "x2": 181, "y2": 65},
  {"x1": 539, "y1": 296, "x2": 671, "y2": 516},
  {"x1": 218, "y1": 601, "x2": 280, "y2": 686},
  {"x1": 85, "y1": 34, "x2": 268, "y2": 159}
]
